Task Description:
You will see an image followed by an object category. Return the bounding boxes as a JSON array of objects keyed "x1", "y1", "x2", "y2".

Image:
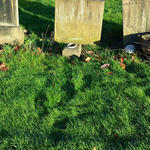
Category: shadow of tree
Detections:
[
  {"x1": 48, "y1": 117, "x2": 72, "y2": 145},
  {"x1": 82, "y1": 74, "x2": 92, "y2": 89},
  {"x1": 34, "y1": 90, "x2": 49, "y2": 119}
]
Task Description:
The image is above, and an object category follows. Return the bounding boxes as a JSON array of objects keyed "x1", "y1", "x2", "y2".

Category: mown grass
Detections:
[{"x1": 0, "y1": 0, "x2": 150, "y2": 150}]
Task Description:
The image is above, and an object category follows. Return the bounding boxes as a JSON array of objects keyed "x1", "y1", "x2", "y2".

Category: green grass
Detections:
[{"x1": 0, "y1": 0, "x2": 150, "y2": 149}]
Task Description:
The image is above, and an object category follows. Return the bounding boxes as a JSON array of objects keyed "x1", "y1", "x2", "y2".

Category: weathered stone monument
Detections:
[
  {"x1": 0, "y1": 0, "x2": 24, "y2": 45},
  {"x1": 122, "y1": 0, "x2": 150, "y2": 45},
  {"x1": 55, "y1": 0, "x2": 105, "y2": 56}
]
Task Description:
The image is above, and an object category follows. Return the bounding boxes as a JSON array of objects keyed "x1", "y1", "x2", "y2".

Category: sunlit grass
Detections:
[{"x1": 0, "y1": 0, "x2": 150, "y2": 150}]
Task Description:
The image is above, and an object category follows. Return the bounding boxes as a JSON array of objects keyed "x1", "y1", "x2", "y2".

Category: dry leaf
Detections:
[
  {"x1": 71, "y1": 61, "x2": 76, "y2": 65},
  {"x1": 101, "y1": 63, "x2": 110, "y2": 69},
  {"x1": 131, "y1": 56, "x2": 135, "y2": 61},
  {"x1": 36, "y1": 47, "x2": 43, "y2": 56},
  {"x1": 131, "y1": 56, "x2": 139, "y2": 63},
  {"x1": 113, "y1": 56, "x2": 117, "y2": 60},
  {"x1": 108, "y1": 72, "x2": 113, "y2": 75},
  {"x1": 0, "y1": 62, "x2": 9, "y2": 71},
  {"x1": 0, "y1": 66, "x2": 9, "y2": 71},
  {"x1": 37, "y1": 47, "x2": 43, "y2": 53},
  {"x1": 24, "y1": 29, "x2": 28, "y2": 34},
  {"x1": 86, "y1": 51, "x2": 94, "y2": 55},
  {"x1": 92, "y1": 147, "x2": 96, "y2": 150},
  {"x1": 14, "y1": 46, "x2": 20, "y2": 52},
  {"x1": 0, "y1": 62, "x2": 6, "y2": 69},
  {"x1": 32, "y1": 52, "x2": 36, "y2": 56},
  {"x1": 85, "y1": 57, "x2": 91, "y2": 62},
  {"x1": 114, "y1": 133, "x2": 118, "y2": 140},
  {"x1": 120, "y1": 57, "x2": 124, "y2": 63},
  {"x1": 36, "y1": 52, "x2": 40, "y2": 56},
  {"x1": 113, "y1": 54, "x2": 121, "y2": 60},
  {"x1": 120, "y1": 63, "x2": 126, "y2": 70},
  {"x1": 95, "y1": 55, "x2": 101, "y2": 62}
]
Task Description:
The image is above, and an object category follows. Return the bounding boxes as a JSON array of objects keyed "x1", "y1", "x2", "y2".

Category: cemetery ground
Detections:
[{"x1": 0, "y1": 0, "x2": 150, "y2": 149}]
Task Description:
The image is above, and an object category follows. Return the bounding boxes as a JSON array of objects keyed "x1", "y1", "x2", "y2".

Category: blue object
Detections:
[{"x1": 124, "y1": 45, "x2": 136, "y2": 53}]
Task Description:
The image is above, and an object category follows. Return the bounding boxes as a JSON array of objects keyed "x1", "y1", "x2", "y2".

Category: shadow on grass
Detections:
[
  {"x1": 19, "y1": 0, "x2": 54, "y2": 34},
  {"x1": 19, "y1": 0, "x2": 65, "y2": 54},
  {"x1": 61, "y1": 80, "x2": 77, "y2": 102},
  {"x1": 34, "y1": 90, "x2": 49, "y2": 119},
  {"x1": 18, "y1": 0, "x2": 58, "y2": 52},
  {"x1": 82, "y1": 75, "x2": 92, "y2": 89},
  {"x1": 49, "y1": 117, "x2": 72, "y2": 145},
  {"x1": 101, "y1": 20, "x2": 123, "y2": 49}
]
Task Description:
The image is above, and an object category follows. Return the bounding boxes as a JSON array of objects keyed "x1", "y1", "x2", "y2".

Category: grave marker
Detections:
[
  {"x1": 0, "y1": 0, "x2": 24, "y2": 45},
  {"x1": 122, "y1": 0, "x2": 150, "y2": 45},
  {"x1": 55, "y1": 0, "x2": 105, "y2": 44}
]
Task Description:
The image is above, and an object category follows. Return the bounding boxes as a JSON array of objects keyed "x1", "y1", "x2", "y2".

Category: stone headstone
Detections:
[
  {"x1": 0, "y1": 0, "x2": 24, "y2": 45},
  {"x1": 55, "y1": 0, "x2": 105, "y2": 44},
  {"x1": 122, "y1": 0, "x2": 150, "y2": 45}
]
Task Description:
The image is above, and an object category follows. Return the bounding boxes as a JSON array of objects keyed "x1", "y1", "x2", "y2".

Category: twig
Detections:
[{"x1": 42, "y1": 24, "x2": 50, "y2": 51}]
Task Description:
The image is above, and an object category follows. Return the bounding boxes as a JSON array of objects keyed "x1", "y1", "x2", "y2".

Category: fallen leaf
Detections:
[
  {"x1": 85, "y1": 57, "x2": 91, "y2": 62},
  {"x1": 0, "y1": 66, "x2": 9, "y2": 71},
  {"x1": 32, "y1": 52, "x2": 35, "y2": 56},
  {"x1": 0, "y1": 62, "x2": 9, "y2": 71},
  {"x1": 131, "y1": 56, "x2": 140, "y2": 63},
  {"x1": 120, "y1": 63, "x2": 126, "y2": 70},
  {"x1": 7, "y1": 54, "x2": 11, "y2": 58},
  {"x1": 113, "y1": 54, "x2": 121, "y2": 60},
  {"x1": 86, "y1": 51, "x2": 94, "y2": 55},
  {"x1": 113, "y1": 56, "x2": 117, "y2": 60},
  {"x1": 24, "y1": 29, "x2": 28, "y2": 34},
  {"x1": 36, "y1": 52, "x2": 40, "y2": 56},
  {"x1": 92, "y1": 147, "x2": 96, "y2": 150},
  {"x1": 95, "y1": 55, "x2": 101, "y2": 62},
  {"x1": 114, "y1": 133, "x2": 118, "y2": 140},
  {"x1": 120, "y1": 57, "x2": 124, "y2": 63},
  {"x1": 71, "y1": 61, "x2": 76, "y2": 65},
  {"x1": 108, "y1": 72, "x2": 113, "y2": 75},
  {"x1": 131, "y1": 56, "x2": 135, "y2": 61},
  {"x1": 37, "y1": 47, "x2": 43, "y2": 53},
  {"x1": 0, "y1": 62, "x2": 6, "y2": 69},
  {"x1": 14, "y1": 46, "x2": 20, "y2": 52},
  {"x1": 101, "y1": 63, "x2": 110, "y2": 69}
]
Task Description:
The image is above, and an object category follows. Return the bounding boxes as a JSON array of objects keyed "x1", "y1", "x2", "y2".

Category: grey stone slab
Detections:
[
  {"x1": 0, "y1": 26, "x2": 24, "y2": 45},
  {"x1": 55, "y1": 0, "x2": 105, "y2": 44}
]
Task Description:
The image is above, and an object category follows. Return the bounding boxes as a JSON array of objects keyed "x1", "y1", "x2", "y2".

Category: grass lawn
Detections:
[{"x1": 0, "y1": 0, "x2": 150, "y2": 149}]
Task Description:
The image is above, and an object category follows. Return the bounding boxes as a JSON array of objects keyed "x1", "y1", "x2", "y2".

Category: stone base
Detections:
[
  {"x1": 0, "y1": 26, "x2": 24, "y2": 45},
  {"x1": 62, "y1": 44, "x2": 82, "y2": 57}
]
